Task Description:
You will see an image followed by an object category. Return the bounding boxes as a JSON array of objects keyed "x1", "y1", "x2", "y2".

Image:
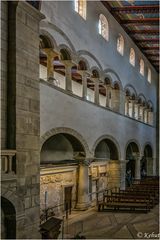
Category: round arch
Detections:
[
  {"x1": 103, "y1": 69, "x2": 123, "y2": 90},
  {"x1": 78, "y1": 57, "x2": 90, "y2": 71},
  {"x1": 77, "y1": 50, "x2": 103, "y2": 70},
  {"x1": 90, "y1": 66, "x2": 101, "y2": 78},
  {"x1": 138, "y1": 93, "x2": 147, "y2": 103},
  {"x1": 40, "y1": 29, "x2": 58, "y2": 50},
  {"x1": 124, "y1": 84, "x2": 137, "y2": 98},
  {"x1": 125, "y1": 139, "x2": 141, "y2": 158},
  {"x1": 92, "y1": 135, "x2": 121, "y2": 160},
  {"x1": 1, "y1": 197, "x2": 16, "y2": 239},
  {"x1": 40, "y1": 127, "x2": 91, "y2": 157}
]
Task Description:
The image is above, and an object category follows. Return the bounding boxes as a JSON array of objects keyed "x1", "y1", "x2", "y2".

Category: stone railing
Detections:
[{"x1": 1, "y1": 150, "x2": 16, "y2": 176}]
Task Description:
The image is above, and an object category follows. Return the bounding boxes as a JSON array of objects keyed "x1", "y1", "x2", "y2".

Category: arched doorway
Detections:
[
  {"x1": 94, "y1": 138, "x2": 120, "y2": 191},
  {"x1": 126, "y1": 142, "x2": 140, "y2": 186},
  {"x1": 40, "y1": 133, "x2": 86, "y2": 215},
  {"x1": 143, "y1": 144, "x2": 153, "y2": 176},
  {"x1": 1, "y1": 197, "x2": 16, "y2": 239}
]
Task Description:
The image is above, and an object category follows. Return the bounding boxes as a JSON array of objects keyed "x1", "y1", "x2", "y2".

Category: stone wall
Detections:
[
  {"x1": 40, "y1": 165, "x2": 78, "y2": 215},
  {"x1": 1, "y1": 2, "x2": 44, "y2": 239},
  {"x1": 40, "y1": 82, "x2": 157, "y2": 160}
]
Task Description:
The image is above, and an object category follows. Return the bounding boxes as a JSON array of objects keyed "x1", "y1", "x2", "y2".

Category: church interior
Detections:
[{"x1": 1, "y1": 0, "x2": 159, "y2": 239}]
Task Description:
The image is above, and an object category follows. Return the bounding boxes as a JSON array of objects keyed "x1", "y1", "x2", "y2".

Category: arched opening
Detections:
[
  {"x1": 98, "y1": 14, "x2": 109, "y2": 41},
  {"x1": 117, "y1": 34, "x2": 124, "y2": 56},
  {"x1": 126, "y1": 142, "x2": 140, "y2": 186},
  {"x1": 129, "y1": 48, "x2": 135, "y2": 66},
  {"x1": 140, "y1": 58, "x2": 144, "y2": 76},
  {"x1": 142, "y1": 144, "x2": 153, "y2": 176},
  {"x1": 74, "y1": 0, "x2": 87, "y2": 19},
  {"x1": 94, "y1": 138, "x2": 120, "y2": 190},
  {"x1": 40, "y1": 133, "x2": 86, "y2": 215},
  {"x1": 1, "y1": 197, "x2": 16, "y2": 239},
  {"x1": 39, "y1": 35, "x2": 53, "y2": 81},
  {"x1": 60, "y1": 49, "x2": 71, "y2": 61},
  {"x1": 41, "y1": 133, "x2": 85, "y2": 163},
  {"x1": 95, "y1": 139, "x2": 118, "y2": 160}
]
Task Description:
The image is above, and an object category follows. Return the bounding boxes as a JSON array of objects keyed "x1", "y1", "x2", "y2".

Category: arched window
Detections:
[
  {"x1": 99, "y1": 14, "x2": 109, "y2": 41},
  {"x1": 74, "y1": 0, "x2": 86, "y2": 19},
  {"x1": 117, "y1": 34, "x2": 124, "y2": 56},
  {"x1": 140, "y1": 59, "x2": 144, "y2": 76},
  {"x1": 147, "y1": 68, "x2": 151, "y2": 83},
  {"x1": 129, "y1": 48, "x2": 135, "y2": 66}
]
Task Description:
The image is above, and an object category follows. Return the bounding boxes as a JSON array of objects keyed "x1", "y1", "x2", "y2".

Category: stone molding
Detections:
[{"x1": 40, "y1": 127, "x2": 92, "y2": 157}]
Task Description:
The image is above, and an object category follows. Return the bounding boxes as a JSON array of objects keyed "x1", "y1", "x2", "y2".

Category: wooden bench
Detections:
[
  {"x1": 111, "y1": 192, "x2": 154, "y2": 208},
  {"x1": 98, "y1": 195, "x2": 150, "y2": 213}
]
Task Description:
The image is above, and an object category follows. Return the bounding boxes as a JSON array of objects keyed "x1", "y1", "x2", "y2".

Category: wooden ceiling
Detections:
[{"x1": 102, "y1": 1, "x2": 159, "y2": 72}]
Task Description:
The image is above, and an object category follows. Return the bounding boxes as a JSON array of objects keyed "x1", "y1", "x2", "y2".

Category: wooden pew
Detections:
[{"x1": 98, "y1": 195, "x2": 150, "y2": 213}]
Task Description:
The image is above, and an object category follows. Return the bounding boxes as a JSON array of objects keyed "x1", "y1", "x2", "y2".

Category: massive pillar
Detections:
[
  {"x1": 7, "y1": 2, "x2": 44, "y2": 238},
  {"x1": 76, "y1": 160, "x2": 90, "y2": 210}
]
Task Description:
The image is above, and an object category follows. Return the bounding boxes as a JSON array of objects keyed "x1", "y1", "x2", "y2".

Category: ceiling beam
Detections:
[
  {"x1": 111, "y1": 5, "x2": 159, "y2": 14},
  {"x1": 120, "y1": 18, "x2": 159, "y2": 25},
  {"x1": 128, "y1": 29, "x2": 159, "y2": 35},
  {"x1": 142, "y1": 46, "x2": 159, "y2": 50},
  {"x1": 147, "y1": 53, "x2": 160, "y2": 57},
  {"x1": 135, "y1": 39, "x2": 159, "y2": 43}
]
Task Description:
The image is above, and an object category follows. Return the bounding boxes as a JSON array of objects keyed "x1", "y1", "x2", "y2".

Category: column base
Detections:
[{"x1": 76, "y1": 202, "x2": 90, "y2": 211}]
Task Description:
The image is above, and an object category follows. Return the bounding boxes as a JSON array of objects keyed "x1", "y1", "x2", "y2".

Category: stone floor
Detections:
[{"x1": 63, "y1": 205, "x2": 159, "y2": 239}]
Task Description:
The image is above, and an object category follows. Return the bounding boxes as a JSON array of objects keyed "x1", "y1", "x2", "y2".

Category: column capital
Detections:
[
  {"x1": 78, "y1": 158, "x2": 93, "y2": 166},
  {"x1": 43, "y1": 48, "x2": 59, "y2": 58},
  {"x1": 77, "y1": 70, "x2": 91, "y2": 77},
  {"x1": 61, "y1": 60, "x2": 76, "y2": 67}
]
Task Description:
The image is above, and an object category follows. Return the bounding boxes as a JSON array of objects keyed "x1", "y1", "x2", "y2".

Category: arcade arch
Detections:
[
  {"x1": 126, "y1": 141, "x2": 140, "y2": 185},
  {"x1": 1, "y1": 197, "x2": 16, "y2": 239}
]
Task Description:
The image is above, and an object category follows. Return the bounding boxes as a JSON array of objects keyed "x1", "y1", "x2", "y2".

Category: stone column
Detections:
[
  {"x1": 76, "y1": 160, "x2": 90, "y2": 210},
  {"x1": 144, "y1": 108, "x2": 149, "y2": 123},
  {"x1": 78, "y1": 70, "x2": 90, "y2": 100},
  {"x1": 44, "y1": 48, "x2": 59, "y2": 83},
  {"x1": 131, "y1": 100, "x2": 135, "y2": 118},
  {"x1": 92, "y1": 77, "x2": 99, "y2": 105},
  {"x1": 152, "y1": 157, "x2": 156, "y2": 175},
  {"x1": 106, "y1": 85, "x2": 112, "y2": 108},
  {"x1": 148, "y1": 111, "x2": 153, "y2": 125},
  {"x1": 135, "y1": 156, "x2": 141, "y2": 180},
  {"x1": 139, "y1": 105, "x2": 144, "y2": 121},
  {"x1": 134, "y1": 101, "x2": 138, "y2": 119},
  {"x1": 107, "y1": 160, "x2": 121, "y2": 189},
  {"x1": 120, "y1": 160, "x2": 127, "y2": 190},
  {"x1": 125, "y1": 97, "x2": 129, "y2": 116},
  {"x1": 146, "y1": 157, "x2": 153, "y2": 176},
  {"x1": 119, "y1": 90, "x2": 125, "y2": 114},
  {"x1": 62, "y1": 60, "x2": 74, "y2": 92},
  {"x1": 112, "y1": 89, "x2": 120, "y2": 112}
]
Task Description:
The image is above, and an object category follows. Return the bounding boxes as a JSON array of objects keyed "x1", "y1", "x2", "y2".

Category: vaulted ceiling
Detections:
[{"x1": 102, "y1": 1, "x2": 159, "y2": 72}]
